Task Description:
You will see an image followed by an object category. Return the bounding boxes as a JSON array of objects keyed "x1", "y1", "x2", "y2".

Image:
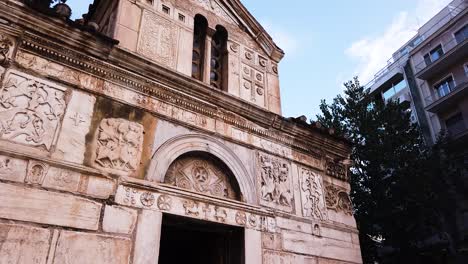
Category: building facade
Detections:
[
  {"x1": 365, "y1": 0, "x2": 468, "y2": 258},
  {"x1": 0, "y1": 0, "x2": 362, "y2": 263}
]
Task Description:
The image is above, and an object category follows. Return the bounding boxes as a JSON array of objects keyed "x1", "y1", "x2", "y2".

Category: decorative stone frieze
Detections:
[
  {"x1": 326, "y1": 158, "x2": 347, "y2": 181},
  {"x1": 93, "y1": 118, "x2": 144, "y2": 175},
  {"x1": 0, "y1": 71, "x2": 66, "y2": 150},
  {"x1": 324, "y1": 183, "x2": 353, "y2": 215},
  {"x1": 257, "y1": 152, "x2": 293, "y2": 212},
  {"x1": 300, "y1": 168, "x2": 327, "y2": 220},
  {"x1": 165, "y1": 155, "x2": 239, "y2": 199},
  {"x1": 138, "y1": 10, "x2": 178, "y2": 68},
  {"x1": 115, "y1": 185, "x2": 276, "y2": 232},
  {"x1": 0, "y1": 155, "x2": 27, "y2": 182}
]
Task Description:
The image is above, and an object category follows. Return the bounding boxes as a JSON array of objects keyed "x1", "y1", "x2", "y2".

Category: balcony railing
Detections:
[
  {"x1": 424, "y1": 81, "x2": 468, "y2": 106},
  {"x1": 414, "y1": 34, "x2": 467, "y2": 74},
  {"x1": 364, "y1": 1, "x2": 466, "y2": 89}
]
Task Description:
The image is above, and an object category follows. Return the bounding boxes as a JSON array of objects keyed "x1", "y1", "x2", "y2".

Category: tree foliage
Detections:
[{"x1": 317, "y1": 78, "x2": 461, "y2": 263}]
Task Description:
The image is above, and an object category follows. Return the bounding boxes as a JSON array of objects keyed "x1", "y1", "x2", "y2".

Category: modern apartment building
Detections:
[
  {"x1": 366, "y1": 0, "x2": 468, "y2": 258},
  {"x1": 366, "y1": 0, "x2": 467, "y2": 145}
]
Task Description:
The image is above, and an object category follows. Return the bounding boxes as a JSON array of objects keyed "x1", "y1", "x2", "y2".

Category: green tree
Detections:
[{"x1": 317, "y1": 78, "x2": 459, "y2": 263}]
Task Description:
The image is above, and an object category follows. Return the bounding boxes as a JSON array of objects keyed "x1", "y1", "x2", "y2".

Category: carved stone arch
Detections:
[{"x1": 147, "y1": 134, "x2": 257, "y2": 204}]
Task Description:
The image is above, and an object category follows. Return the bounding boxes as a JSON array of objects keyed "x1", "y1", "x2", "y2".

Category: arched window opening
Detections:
[
  {"x1": 164, "y1": 151, "x2": 241, "y2": 201},
  {"x1": 210, "y1": 25, "x2": 228, "y2": 90},
  {"x1": 192, "y1": 15, "x2": 208, "y2": 81}
]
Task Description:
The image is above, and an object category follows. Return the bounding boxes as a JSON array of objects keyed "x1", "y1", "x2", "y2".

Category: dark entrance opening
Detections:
[{"x1": 158, "y1": 214, "x2": 244, "y2": 264}]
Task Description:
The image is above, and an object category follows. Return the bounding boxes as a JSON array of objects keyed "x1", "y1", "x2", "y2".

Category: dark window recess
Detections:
[
  {"x1": 424, "y1": 44, "x2": 444, "y2": 66},
  {"x1": 210, "y1": 25, "x2": 228, "y2": 90},
  {"x1": 445, "y1": 113, "x2": 466, "y2": 136},
  {"x1": 162, "y1": 5, "x2": 170, "y2": 15},
  {"x1": 178, "y1": 13, "x2": 185, "y2": 22},
  {"x1": 191, "y1": 15, "x2": 208, "y2": 81},
  {"x1": 455, "y1": 24, "x2": 468, "y2": 43},
  {"x1": 434, "y1": 76, "x2": 455, "y2": 98}
]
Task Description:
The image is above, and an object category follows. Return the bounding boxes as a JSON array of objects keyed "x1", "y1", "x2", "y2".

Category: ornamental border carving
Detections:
[
  {"x1": 16, "y1": 35, "x2": 331, "y2": 162},
  {"x1": 116, "y1": 185, "x2": 276, "y2": 232}
]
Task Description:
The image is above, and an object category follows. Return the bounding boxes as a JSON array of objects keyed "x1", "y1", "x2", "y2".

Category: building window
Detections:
[
  {"x1": 192, "y1": 15, "x2": 208, "y2": 81},
  {"x1": 382, "y1": 79, "x2": 407, "y2": 101},
  {"x1": 145, "y1": 0, "x2": 153, "y2": 5},
  {"x1": 178, "y1": 13, "x2": 185, "y2": 22},
  {"x1": 162, "y1": 5, "x2": 170, "y2": 15},
  {"x1": 423, "y1": 44, "x2": 444, "y2": 66},
  {"x1": 434, "y1": 76, "x2": 455, "y2": 98},
  {"x1": 210, "y1": 25, "x2": 228, "y2": 90},
  {"x1": 445, "y1": 113, "x2": 466, "y2": 136},
  {"x1": 454, "y1": 24, "x2": 468, "y2": 44}
]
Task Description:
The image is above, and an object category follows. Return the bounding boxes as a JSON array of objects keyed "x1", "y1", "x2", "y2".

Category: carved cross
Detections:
[
  {"x1": 242, "y1": 66, "x2": 264, "y2": 103},
  {"x1": 70, "y1": 112, "x2": 85, "y2": 126}
]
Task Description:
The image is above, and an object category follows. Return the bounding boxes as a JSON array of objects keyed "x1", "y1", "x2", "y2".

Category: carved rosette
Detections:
[
  {"x1": 324, "y1": 183, "x2": 353, "y2": 215},
  {"x1": 0, "y1": 71, "x2": 66, "y2": 150},
  {"x1": 299, "y1": 168, "x2": 327, "y2": 220},
  {"x1": 93, "y1": 118, "x2": 144, "y2": 175},
  {"x1": 257, "y1": 152, "x2": 293, "y2": 211},
  {"x1": 165, "y1": 156, "x2": 238, "y2": 199}
]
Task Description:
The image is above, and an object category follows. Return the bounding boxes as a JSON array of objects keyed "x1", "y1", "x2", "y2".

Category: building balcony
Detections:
[
  {"x1": 425, "y1": 81, "x2": 468, "y2": 113},
  {"x1": 414, "y1": 37, "x2": 468, "y2": 80}
]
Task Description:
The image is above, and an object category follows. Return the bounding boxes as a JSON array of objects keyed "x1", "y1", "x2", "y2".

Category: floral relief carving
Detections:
[
  {"x1": 300, "y1": 168, "x2": 327, "y2": 220},
  {"x1": 157, "y1": 195, "x2": 172, "y2": 211},
  {"x1": 140, "y1": 192, "x2": 155, "y2": 207},
  {"x1": 94, "y1": 118, "x2": 144, "y2": 174},
  {"x1": 165, "y1": 156, "x2": 238, "y2": 199},
  {"x1": 258, "y1": 152, "x2": 293, "y2": 210},
  {"x1": 324, "y1": 183, "x2": 353, "y2": 215},
  {"x1": 235, "y1": 211, "x2": 246, "y2": 226},
  {"x1": 0, "y1": 72, "x2": 66, "y2": 150},
  {"x1": 138, "y1": 11, "x2": 178, "y2": 68}
]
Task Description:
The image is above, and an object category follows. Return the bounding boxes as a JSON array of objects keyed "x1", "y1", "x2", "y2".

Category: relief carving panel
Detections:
[
  {"x1": 138, "y1": 11, "x2": 178, "y2": 68},
  {"x1": 0, "y1": 33, "x2": 14, "y2": 66},
  {"x1": 0, "y1": 71, "x2": 66, "y2": 150},
  {"x1": 165, "y1": 155, "x2": 239, "y2": 200},
  {"x1": 300, "y1": 168, "x2": 327, "y2": 220},
  {"x1": 325, "y1": 183, "x2": 353, "y2": 215},
  {"x1": 93, "y1": 118, "x2": 144, "y2": 175},
  {"x1": 257, "y1": 152, "x2": 293, "y2": 212}
]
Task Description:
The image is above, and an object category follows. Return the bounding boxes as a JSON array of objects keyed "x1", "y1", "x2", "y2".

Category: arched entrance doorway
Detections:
[{"x1": 158, "y1": 151, "x2": 245, "y2": 264}]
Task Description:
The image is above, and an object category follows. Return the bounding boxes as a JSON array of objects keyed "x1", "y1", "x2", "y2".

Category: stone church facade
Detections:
[{"x1": 0, "y1": 0, "x2": 362, "y2": 263}]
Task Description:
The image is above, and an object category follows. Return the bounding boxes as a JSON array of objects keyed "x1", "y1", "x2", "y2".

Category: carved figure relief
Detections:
[
  {"x1": 0, "y1": 71, "x2": 66, "y2": 150},
  {"x1": 0, "y1": 33, "x2": 13, "y2": 65},
  {"x1": 94, "y1": 118, "x2": 144, "y2": 174},
  {"x1": 325, "y1": 183, "x2": 353, "y2": 215},
  {"x1": 235, "y1": 211, "x2": 246, "y2": 226},
  {"x1": 326, "y1": 158, "x2": 347, "y2": 181},
  {"x1": 138, "y1": 11, "x2": 178, "y2": 68},
  {"x1": 183, "y1": 200, "x2": 200, "y2": 216},
  {"x1": 300, "y1": 168, "x2": 327, "y2": 220},
  {"x1": 214, "y1": 207, "x2": 227, "y2": 222},
  {"x1": 26, "y1": 161, "x2": 49, "y2": 184},
  {"x1": 165, "y1": 154, "x2": 239, "y2": 200},
  {"x1": 258, "y1": 153, "x2": 293, "y2": 210}
]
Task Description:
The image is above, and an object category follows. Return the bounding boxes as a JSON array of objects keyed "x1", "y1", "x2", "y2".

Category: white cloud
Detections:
[
  {"x1": 346, "y1": 0, "x2": 453, "y2": 84},
  {"x1": 260, "y1": 19, "x2": 299, "y2": 56}
]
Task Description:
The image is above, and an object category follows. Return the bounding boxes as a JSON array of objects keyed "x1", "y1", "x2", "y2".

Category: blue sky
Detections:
[{"x1": 68, "y1": 0, "x2": 452, "y2": 119}]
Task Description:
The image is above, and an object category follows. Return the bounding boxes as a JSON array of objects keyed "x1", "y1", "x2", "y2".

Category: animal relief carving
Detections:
[
  {"x1": 325, "y1": 183, "x2": 353, "y2": 215},
  {"x1": 258, "y1": 153, "x2": 293, "y2": 210},
  {"x1": 0, "y1": 33, "x2": 13, "y2": 65},
  {"x1": 94, "y1": 118, "x2": 144, "y2": 174},
  {"x1": 300, "y1": 169, "x2": 327, "y2": 220},
  {"x1": 0, "y1": 72, "x2": 66, "y2": 150}
]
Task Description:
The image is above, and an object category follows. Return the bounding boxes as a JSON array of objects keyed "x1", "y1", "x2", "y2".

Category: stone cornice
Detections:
[{"x1": 0, "y1": 1, "x2": 351, "y2": 162}]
